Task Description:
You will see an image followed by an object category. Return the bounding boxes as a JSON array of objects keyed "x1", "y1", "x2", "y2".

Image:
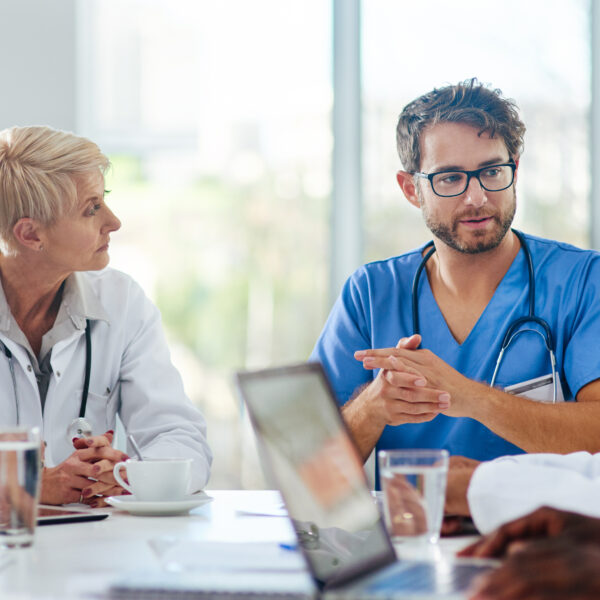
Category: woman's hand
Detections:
[{"x1": 40, "y1": 431, "x2": 129, "y2": 506}]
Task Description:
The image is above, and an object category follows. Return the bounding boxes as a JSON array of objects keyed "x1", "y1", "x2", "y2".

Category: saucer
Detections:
[{"x1": 106, "y1": 492, "x2": 212, "y2": 516}]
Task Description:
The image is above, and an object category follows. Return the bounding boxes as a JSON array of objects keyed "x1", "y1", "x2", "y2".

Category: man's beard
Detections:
[{"x1": 419, "y1": 188, "x2": 516, "y2": 254}]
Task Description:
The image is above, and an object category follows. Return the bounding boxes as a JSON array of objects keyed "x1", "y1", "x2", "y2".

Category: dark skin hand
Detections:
[
  {"x1": 458, "y1": 506, "x2": 600, "y2": 559},
  {"x1": 467, "y1": 538, "x2": 600, "y2": 600}
]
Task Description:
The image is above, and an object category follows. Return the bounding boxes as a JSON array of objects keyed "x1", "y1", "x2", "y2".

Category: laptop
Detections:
[{"x1": 235, "y1": 362, "x2": 497, "y2": 599}]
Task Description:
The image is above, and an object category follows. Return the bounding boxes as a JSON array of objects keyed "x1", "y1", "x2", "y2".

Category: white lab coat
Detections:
[
  {"x1": 0, "y1": 268, "x2": 212, "y2": 492},
  {"x1": 467, "y1": 451, "x2": 600, "y2": 534}
]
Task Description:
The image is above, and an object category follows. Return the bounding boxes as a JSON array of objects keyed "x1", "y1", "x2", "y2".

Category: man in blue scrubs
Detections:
[{"x1": 310, "y1": 79, "x2": 600, "y2": 468}]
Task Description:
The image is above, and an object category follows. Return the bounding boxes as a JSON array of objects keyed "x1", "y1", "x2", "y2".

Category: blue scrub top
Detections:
[{"x1": 310, "y1": 233, "x2": 600, "y2": 466}]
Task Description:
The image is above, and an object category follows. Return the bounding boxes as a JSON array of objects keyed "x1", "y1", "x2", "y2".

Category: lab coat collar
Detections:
[
  {"x1": 0, "y1": 271, "x2": 110, "y2": 334},
  {"x1": 0, "y1": 281, "x2": 13, "y2": 331},
  {"x1": 62, "y1": 272, "x2": 110, "y2": 329}
]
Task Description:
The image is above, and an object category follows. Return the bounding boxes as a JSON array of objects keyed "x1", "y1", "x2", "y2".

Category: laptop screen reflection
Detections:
[{"x1": 239, "y1": 364, "x2": 394, "y2": 585}]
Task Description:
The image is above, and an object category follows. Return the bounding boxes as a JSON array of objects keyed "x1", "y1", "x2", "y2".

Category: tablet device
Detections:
[{"x1": 37, "y1": 504, "x2": 110, "y2": 525}]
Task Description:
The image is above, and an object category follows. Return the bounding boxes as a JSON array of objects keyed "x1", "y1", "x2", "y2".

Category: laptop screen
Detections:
[{"x1": 236, "y1": 362, "x2": 396, "y2": 587}]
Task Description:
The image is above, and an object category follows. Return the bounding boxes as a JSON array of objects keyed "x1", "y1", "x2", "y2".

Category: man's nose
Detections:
[{"x1": 463, "y1": 174, "x2": 487, "y2": 207}]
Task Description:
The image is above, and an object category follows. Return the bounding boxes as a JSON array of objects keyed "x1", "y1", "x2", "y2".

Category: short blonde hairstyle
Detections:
[{"x1": 0, "y1": 126, "x2": 110, "y2": 254}]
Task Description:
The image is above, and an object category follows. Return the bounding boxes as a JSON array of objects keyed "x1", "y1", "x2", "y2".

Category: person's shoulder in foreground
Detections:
[{"x1": 465, "y1": 450, "x2": 600, "y2": 534}]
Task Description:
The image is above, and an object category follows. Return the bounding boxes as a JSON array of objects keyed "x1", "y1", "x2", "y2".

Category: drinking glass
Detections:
[
  {"x1": 378, "y1": 449, "x2": 449, "y2": 544},
  {"x1": 0, "y1": 427, "x2": 41, "y2": 548}
]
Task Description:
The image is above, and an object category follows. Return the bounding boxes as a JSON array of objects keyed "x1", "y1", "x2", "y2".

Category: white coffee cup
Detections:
[{"x1": 113, "y1": 458, "x2": 192, "y2": 502}]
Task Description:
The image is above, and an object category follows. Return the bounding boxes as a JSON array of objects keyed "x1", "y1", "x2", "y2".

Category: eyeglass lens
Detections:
[{"x1": 432, "y1": 165, "x2": 513, "y2": 197}]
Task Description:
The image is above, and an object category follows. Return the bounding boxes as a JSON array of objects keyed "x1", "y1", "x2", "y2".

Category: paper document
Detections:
[
  {"x1": 0, "y1": 552, "x2": 14, "y2": 572},
  {"x1": 149, "y1": 539, "x2": 305, "y2": 572}
]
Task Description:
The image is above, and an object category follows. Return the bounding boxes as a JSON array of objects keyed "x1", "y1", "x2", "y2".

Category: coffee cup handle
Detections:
[{"x1": 113, "y1": 461, "x2": 133, "y2": 494}]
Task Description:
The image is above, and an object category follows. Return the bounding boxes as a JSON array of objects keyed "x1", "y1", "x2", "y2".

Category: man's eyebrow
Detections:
[
  {"x1": 428, "y1": 164, "x2": 463, "y2": 172},
  {"x1": 478, "y1": 156, "x2": 510, "y2": 167},
  {"x1": 427, "y1": 157, "x2": 510, "y2": 172}
]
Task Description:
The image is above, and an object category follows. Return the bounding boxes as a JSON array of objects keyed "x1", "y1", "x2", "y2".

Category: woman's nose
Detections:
[{"x1": 103, "y1": 206, "x2": 121, "y2": 233}]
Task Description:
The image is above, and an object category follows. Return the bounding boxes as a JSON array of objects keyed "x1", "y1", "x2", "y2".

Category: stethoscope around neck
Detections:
[
  {"x1": 411, "y1": 229, "x2": 558, "y2": 403},
  {"x1": 1, "y1": 319, "x2": 94, "y2": 439}
]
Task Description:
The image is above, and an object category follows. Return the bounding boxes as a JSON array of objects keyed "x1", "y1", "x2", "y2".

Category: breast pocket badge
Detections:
[{"x1": 504, "y1": 372, "x2": 565, "y2": 403}]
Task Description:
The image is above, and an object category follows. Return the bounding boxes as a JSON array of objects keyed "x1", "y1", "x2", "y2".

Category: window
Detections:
[
  {"x1": 76, "y1": 0, "x2": 592, "y2": 488},
  {"x1": 79, "y1": 0, "x2": 332, "y2": 487},
  {"x1": 362, "y1": 0, "x2": 591, "y2": 260}
]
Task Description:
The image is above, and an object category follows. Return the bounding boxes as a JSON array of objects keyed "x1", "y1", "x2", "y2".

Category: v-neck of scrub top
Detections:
[{"x1": 418, "y1": 246, "x2": 526, "y2": 354}]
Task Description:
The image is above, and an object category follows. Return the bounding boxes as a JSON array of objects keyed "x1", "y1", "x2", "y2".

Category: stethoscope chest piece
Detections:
[{"x1": 67, "y1": 417, "x2": 93, "y2": 440}]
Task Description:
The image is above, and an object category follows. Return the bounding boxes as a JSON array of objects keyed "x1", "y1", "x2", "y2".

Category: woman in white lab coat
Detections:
[{"x1": 0, "y1": 126, "x2": 212, "y2": 506}]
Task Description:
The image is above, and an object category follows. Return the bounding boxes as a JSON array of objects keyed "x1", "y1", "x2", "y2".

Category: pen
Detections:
[{"x1": 279, "y1": 543, "x2": 298, "y2": 551}]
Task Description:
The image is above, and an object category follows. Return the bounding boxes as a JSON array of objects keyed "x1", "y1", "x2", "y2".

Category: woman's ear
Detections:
[
  {"x1": 396, "y1": 170, "x2": 421, "y2": 209},
  {"x1": 12, "y1": 218, "x2": 44, "y2": 251}
]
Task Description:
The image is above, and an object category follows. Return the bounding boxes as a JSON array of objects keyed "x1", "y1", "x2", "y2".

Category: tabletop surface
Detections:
[{"x1": 0, "y1": 490, "x2": 479, "y2": 599}]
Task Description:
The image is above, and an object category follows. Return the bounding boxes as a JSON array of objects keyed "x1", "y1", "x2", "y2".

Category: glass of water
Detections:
[
  {"x1": 0, "y1": 427, "x2": 41, "y2": 548},
  {"x1": 378, "y1": 449, "x2": 449, "y2": 545}
]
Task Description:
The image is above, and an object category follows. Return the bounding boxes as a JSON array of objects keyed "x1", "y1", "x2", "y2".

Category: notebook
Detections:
[{"x1": 235, "y1": 362, "x2": 497, "y2": 599}]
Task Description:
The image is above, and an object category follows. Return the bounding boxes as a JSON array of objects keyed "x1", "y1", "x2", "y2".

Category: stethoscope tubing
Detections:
[
  {"x1": 80, "y1": 319, "x2": 92, "y2": 418},
  {"x1": 2, "y1": 343, "x2": 20, "y2": 424},
  {"x1": 1, "y1": 319, "x2": 92, "y2": 426}
]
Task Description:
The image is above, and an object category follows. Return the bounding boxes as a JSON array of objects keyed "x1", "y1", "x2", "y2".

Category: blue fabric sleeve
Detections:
[
  {"x1": 309, "y1": 270, "x2": 374, "y2": 406},
  {"x1": 563, "y1": 254, "x2": 600, "y2": 397}
]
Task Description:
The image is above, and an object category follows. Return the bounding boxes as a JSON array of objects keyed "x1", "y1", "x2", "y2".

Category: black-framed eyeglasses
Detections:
[{"x1": 413, "y1": 162, "x2": 516, "y2": 198}]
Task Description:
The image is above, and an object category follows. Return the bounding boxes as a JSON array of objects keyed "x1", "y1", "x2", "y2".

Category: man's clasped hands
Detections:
[{"x1": 356, "y1": 337, "x2": 600, "y2": 599}]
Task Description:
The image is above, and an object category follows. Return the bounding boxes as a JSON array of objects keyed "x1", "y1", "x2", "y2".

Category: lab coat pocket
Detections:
[{"x1": 504, "y1": 372, "x2": 565, "y2": 403}]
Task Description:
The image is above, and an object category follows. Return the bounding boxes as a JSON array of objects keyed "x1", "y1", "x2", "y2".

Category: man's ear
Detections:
[
  {"x1": 396, "y1": 170, "x2": 421, "y2": 209},
  {"x1": 12, "y1": 218, "x2": 44, "y2": 251},
  {"x1": 513, "y1": 158, "x2": 520, "y2": 185}
]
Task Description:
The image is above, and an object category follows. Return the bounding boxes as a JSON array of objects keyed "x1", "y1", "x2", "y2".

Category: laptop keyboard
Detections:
[
  {"x1": 363, "y1": 561, "x2": 490, "y2": 594},
  {"x1": 109, "y1": 590, "x2": 315, "y2": 600}
]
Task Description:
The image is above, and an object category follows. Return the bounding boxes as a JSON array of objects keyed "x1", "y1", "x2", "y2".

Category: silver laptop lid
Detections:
[{"x1": 235, "y1": 362, "x2": 396, "y2": 589}]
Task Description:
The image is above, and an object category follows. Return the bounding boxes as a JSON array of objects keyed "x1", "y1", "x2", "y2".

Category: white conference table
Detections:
[{"x1": 0, "y1": 490, "x2": 479, "y2": 599}]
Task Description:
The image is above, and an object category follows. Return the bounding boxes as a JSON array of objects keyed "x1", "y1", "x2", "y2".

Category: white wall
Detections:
[{"x1": 0, "y1": 0, "x2": 76, "y2": 131}]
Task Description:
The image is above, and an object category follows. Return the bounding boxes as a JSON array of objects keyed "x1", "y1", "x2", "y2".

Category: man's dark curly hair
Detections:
[{"x1": 396, "y1": 78, "x2": 525, "y2": 173}]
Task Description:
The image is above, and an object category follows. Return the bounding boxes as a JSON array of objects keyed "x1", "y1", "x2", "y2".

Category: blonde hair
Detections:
[{"x1": 0, "y1": 126, "x2": 110, "y2": 254}]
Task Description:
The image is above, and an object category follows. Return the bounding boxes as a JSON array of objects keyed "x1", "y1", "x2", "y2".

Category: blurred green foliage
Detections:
[{"x1": 107, "y1": 154, "x2": 328, "y2": 371}]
